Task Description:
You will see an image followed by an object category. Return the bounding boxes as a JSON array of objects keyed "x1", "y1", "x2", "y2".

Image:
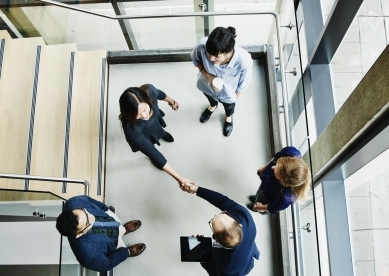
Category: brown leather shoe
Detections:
[
  {"x1": 123, "y1": 220, "x2": 141, "y2": 235},
  {"x1": 127, "y1": 243, "x2": 146, "y2": 257}
]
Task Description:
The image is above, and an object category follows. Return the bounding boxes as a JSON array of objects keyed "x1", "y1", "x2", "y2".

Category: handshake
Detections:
[{"x1": 178, "y1": 180, "x2": 198, "y2": 194}]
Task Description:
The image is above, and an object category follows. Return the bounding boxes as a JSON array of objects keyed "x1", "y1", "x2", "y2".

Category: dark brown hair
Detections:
[{"x1": 118, "y1": 84, "x2": 153, "y2": 125}]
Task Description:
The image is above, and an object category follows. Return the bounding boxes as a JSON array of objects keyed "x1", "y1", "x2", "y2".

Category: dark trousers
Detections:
[
  {"x1": 255, "y1": 184, "x2": 270, "y2": 214},
  {"x1": 203, "y1": 93, "x2": 236, "y2": 117}
]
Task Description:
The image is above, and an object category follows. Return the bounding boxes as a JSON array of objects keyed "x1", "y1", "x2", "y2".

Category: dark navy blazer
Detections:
[
  {"x1": 63, "y1": 196, "x2": 128, "y2": 272},
  {"x1": 197, "y1": 187, "x2": 260, "y2": 276}
]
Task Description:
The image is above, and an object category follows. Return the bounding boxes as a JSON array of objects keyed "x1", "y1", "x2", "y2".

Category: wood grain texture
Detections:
[
  {"x1": 66, "y1": 50, "x2": 106, "y2": 201},
  {"x1": 29, "y1": 44, "x2": 78, "y2": 195},
  {"x1": 0, "y1": 37, "x2": 45, "y2": 189}
]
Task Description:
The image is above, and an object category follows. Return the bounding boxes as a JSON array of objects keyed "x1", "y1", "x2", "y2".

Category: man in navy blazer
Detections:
[
  {"x1": 56, "y1": 195, "x2": 146, "y2": 272},
  {"x1": 182, "y1": 183, "x2": 260, "y2": 276}
]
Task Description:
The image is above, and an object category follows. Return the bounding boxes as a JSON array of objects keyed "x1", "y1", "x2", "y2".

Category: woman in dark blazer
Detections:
[
  {"x1": 247, "y1": 146, "x2": 311, "y2": 214},
  {"x1": 119, "y1": 84, "x2": 192, "y2": 186}
]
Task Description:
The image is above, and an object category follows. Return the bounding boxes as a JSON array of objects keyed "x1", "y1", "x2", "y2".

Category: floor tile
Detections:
[{"x1": 351, "y1": 230, "x2": 374, "y2": 262}]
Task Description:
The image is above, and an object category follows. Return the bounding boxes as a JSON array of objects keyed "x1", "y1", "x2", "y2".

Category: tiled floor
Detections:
[
  {"x1": 104, "y1": 61, "x2": 279, "y2": 275},
  {"x1": 330, "y1": 0, "x2": 389, "y2": 112},
  {"x1": 345, "y1": 148, "x2": 389, "y2": 276}
]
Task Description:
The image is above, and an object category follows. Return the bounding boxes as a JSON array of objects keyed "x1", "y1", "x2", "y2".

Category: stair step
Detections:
[
  {"x1": 0, "y1": 37, "x2": 46, "y2": 189},
  {"x1": 29, "y1": 44, "x2": 78, "y2": 196},
  {"x1": 66, "y1": 50, "x2": 107, "y2": 200}
]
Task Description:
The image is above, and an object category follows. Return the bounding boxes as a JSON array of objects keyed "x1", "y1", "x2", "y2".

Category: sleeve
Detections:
[
  {"x1": 64, "y1": 196, "x2": 108, "y2": 212},
  {"x1": 77, "y1": 241, "x2": 129, "y2": 272},
  {"x1": 236, "y1": 56, "x2": 253, "y2": 92},
  {"x1": 273, "y1": 146, "x2": 301, "y2": 162},
  {"x1": 123, "y1": 124, "x2": 167, "y2": 169},
  {"x1": 191, "y1": 42, "x2": 204, "y2": 66},
  {"x1": 148, "y1": 84, "x2": 166, "y2": 100},
  {"x1": 196, "y1": 187, "x2": 241, "y2": 213},
  {"x1": 86, "y1": 196, "x2": 109, "y2": 212},
  {"x1": 267, "y1": 195, "x2": 293, "y2": 214}
]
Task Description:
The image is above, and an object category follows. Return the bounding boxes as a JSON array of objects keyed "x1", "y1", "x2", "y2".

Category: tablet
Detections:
[{"x1": 180, "y1": 236, "x2": 212, "y2": 263}]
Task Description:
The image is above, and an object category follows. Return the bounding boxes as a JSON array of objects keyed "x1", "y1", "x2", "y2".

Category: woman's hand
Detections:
[
  {"x1": 208, "y1": 76, "x2": 222, "y2": 92},
  {"x1": 168, "y1": 100, "x2": 179, "y2": 110},
  {"x1": 253, "y1": 202, "x2": 268, "y2": 212}
]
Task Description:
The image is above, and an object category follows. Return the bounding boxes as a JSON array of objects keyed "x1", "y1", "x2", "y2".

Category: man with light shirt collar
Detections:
[
  {"x1": 56, "y1": 195, "x2": 145, "y2": 272},
  {"x1": 182, "y1": 183, "x2": 259, "y2": 276}
]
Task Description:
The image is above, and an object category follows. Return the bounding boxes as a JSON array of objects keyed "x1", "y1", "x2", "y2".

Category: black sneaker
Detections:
[{"x1": 162, "y1": 132, "x2": 174, "y2": 142}]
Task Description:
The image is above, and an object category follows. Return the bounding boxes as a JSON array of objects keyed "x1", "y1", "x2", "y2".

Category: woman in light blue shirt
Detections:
[{"x1": 191, "y1": 26, "x2": 253, "y2": 137}]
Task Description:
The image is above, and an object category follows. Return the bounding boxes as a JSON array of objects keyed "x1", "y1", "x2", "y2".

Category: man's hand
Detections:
[
  {"x1": 181, "y1": 182, "x2": 198, "y2": 194},
  {"x1": 177, "y1": 178, "x2": 194, "y2": 191}
]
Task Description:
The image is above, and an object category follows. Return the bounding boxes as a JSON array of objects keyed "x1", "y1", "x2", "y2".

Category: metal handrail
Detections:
[
  {"x1": 36, "y1": 0, "x2": 290, "y2": 145},
  {"x1": 0, "y1": 172, "x2": 89, "y2": 196}
]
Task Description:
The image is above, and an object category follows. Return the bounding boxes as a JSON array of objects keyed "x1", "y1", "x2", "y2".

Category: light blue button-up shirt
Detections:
[{"x1": 191, "y1": 37, "x2": 253, "y2": 104}]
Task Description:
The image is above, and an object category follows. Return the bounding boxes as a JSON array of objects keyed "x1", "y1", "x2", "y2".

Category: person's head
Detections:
[
  {"x1": 271, "y1": 157, "x2": 311, "y2": 202},
  {"x1": 209, "y1": 211, "x2": 243, "y2": 248},
  {"x1": 56, "y1": 208, "x2": 95, "y2": 238},
  {"x1": 119, "y1": 85, "x2": 153, "y2": 125},
  {"x1": 206, "y1": 26, "x2": 237, "y2": 65}
]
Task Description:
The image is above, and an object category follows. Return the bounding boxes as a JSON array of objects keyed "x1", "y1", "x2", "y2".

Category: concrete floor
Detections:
[{"x1": 104, "y1": 60, "x2": 278, "y2": 276}]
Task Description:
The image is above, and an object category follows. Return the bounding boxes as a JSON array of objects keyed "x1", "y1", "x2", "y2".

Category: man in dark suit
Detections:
[
  {"x1": 56, "y1": 195, "x2": 146, "y2": 272},
  {"x1": 182, "y1": 183, "x2": 260, "y2": 276}
]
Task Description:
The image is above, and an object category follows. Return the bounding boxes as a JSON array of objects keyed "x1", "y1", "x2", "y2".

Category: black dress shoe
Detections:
[
  {"x1": 248, "y1": 195, "x2": 256, "y2": 203},
  {"x1": 223, "y1": 117, "x2": 233, "y2": 137},
  {"x1": 162, "y1": 132, "x2": 174, "y2": 142},
  {"x1": 200, "y1": 106, "x2": 217, "y2": 123}
]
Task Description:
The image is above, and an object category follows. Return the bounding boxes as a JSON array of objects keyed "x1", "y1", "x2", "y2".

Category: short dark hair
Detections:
[
  {"x1": 214, "y1": 220, "x2": 243, "y2": 248},
  {"x1": 118, "y1": 84, "x2": 153, "y2": 126},
  {"x1": 56, "y1": 210, "x2": 79, "y2": 237},
  {"x1": 206, "y1": 26, "x2": 237, "y2": 57}
]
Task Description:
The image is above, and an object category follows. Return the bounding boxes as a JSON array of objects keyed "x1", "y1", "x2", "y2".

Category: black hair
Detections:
[
  {"x1": 118, "y1": 84, "x2": 153, "y2": 126},
  {"x1": 206, "y1": 26, "x2": 237, "y2": 56},
  {"x1": 56, "y1": 210, "x2": 79, "y2": 237}
]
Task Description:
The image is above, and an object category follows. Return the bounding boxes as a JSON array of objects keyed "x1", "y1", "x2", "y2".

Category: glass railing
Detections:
[
  {"x1": 0, "y1": 189, "x2": 81, "y2": 275},
  {"x1": 277, "y1": 0, "x2": 322, "y2": 275},
  {"x1": 0, "y1": 0, "x2": 322, "y2": 274}
]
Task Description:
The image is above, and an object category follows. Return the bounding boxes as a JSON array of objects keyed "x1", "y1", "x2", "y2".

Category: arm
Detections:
[
  {"x1": 196, "y1": 63, "x2": 220, "y2": 92},
  {"x1": 163, "y1": 94, "x2": 179, "y2": 110},
  {"x1": 182, "y1": 184, "x2": 239, "y2": 212},
  {"x1": 124, "y1": 125, "x2": 167, "y2": 169},
  {"x1": 148, "y1": 84, "x2": 179, "y2": 110},
  {"x1": 257, "y1": 159, "x2": 272, "y2": 176},
  {"x1": 235, "y1": 57, "x2": 253, "y2": 100},
  {"x1": 162, "y1": 162, "x2": 193, "y2": 186},
  {"x1": 80, "y1": 245, "x2": 129, "y2": 272}
]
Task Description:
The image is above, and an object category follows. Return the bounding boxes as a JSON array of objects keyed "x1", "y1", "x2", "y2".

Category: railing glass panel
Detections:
[{"x1": 0, "y1": 189, "x2": 80, "y2": 276}]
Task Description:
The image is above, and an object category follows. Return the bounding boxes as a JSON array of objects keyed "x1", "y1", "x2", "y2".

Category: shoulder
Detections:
[
  {"x1": 235, "y1": 47, "x2": 253, "y2": 66},
  {"x1": 199, "y1": 37, "x2": 208, "y2": 46},
  {"x1": 281, "y1": 146, "x2": 301, "y2": 157},
  {"x1": 64, "y1": 196, "x2": 88, "y2": 211}
]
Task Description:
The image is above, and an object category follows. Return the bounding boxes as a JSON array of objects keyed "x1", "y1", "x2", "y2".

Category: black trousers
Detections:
[{"x1": 203, "y1": 93, "x2": 236, "y2": 117}]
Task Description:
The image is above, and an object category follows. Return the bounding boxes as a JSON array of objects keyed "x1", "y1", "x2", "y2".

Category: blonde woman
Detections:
[{"x1": 247, "y1": 147, "x2": 311, "y2": 214}]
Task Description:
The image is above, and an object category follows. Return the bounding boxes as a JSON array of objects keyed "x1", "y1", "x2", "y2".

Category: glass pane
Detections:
[
  {"x1": 330, "y1": 0, "x2": 389, "y2": 112},
  {"x1": 121, "y1": 0, "x2": 277, "y2": 50},
  {"x1": 2, "y1": 3, "x2": 127, "y2": 50},
  {"x1": 319, "y1": 0, "x2": 337, "y2": 25},
  {"x1": 0, "y1": 190, "x2": 68, "y2": 274},
  {"x1": 345, "y1": 147, "x2": 389, "y2": 275}
]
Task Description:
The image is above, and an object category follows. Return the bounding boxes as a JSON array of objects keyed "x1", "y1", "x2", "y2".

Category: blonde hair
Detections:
[{"x1": 277, "y1": 157, "x2": 311, "y2": 203}]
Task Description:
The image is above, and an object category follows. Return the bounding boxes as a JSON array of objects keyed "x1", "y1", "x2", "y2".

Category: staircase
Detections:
[{"x1": 0, "y1": 30, "x2": 107, "y2": 201}]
